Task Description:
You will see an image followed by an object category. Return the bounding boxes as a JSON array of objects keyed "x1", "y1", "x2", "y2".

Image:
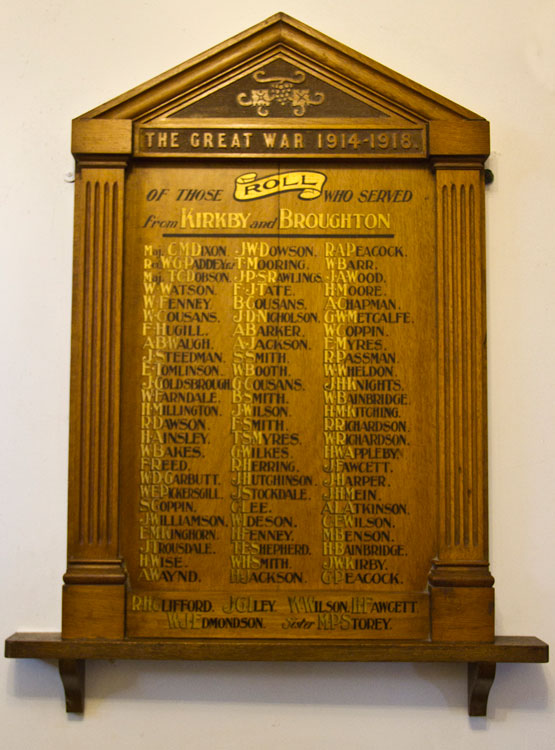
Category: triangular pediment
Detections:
[
  {"x1": 79, "y1": 14, "x2": 484, "y2": 125},
  {"x1": 161, "y1": 55, "x2": 393, "y2": 121}
]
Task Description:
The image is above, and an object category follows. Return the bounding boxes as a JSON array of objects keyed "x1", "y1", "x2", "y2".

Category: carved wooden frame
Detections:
[
  {"x1": 5, "y1": 14, "x2": 547, "y2": 715},
  {"x1": 62, "y1": 12, "x2": 495, "y2": 642}
]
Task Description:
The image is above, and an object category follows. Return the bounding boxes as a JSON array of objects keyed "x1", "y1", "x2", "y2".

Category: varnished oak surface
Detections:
[
  {"x1": 5, "y1": 633, "x2": 548, "y2": 663},
  {"x1": 61, "y1": 14, "x2": 496, "y2": 645}
]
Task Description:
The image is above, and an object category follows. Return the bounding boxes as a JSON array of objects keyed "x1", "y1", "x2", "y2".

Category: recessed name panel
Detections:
[{"x1": 119, "y1": 162, "x2": 436, "y2": 639}]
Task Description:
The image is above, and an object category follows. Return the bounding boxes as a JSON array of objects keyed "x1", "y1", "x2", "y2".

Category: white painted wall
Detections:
[{"x1": 2, "y1": 1, "x2": 554, "y2": 746}]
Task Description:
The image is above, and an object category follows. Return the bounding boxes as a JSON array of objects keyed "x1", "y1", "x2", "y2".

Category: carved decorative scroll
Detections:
[{"x1": 237, "y1": 69, "x2": 325, "y2": 117}]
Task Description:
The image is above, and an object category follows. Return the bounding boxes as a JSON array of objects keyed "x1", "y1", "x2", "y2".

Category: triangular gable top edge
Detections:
[
  {"x1": 77, "y1": 13, "x2": 485, "y2": 124},
  {"x1": 145, "y1": 50, "x2": 419, "y2": 124}
]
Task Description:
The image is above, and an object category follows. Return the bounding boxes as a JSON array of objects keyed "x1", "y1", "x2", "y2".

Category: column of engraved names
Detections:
[
  {"x1": 139, "y1": 239, "x2": 230, "y2": 586},
  {"x1": 230, "y1": 239, "x2": 318, "y2": 586},
  {"x1": 322, "y1": 240, "x2": 410, "y2": 587}
]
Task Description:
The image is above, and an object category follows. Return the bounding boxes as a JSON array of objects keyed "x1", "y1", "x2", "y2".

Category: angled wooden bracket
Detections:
[{"x1": 59, "y1": 658, "x2": 85, "y2": 714}]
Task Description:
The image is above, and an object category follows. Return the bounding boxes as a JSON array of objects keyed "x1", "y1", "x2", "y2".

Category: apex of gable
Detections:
[{"x1": 78, "y1": 14, "x2": 485, "y2": 125}]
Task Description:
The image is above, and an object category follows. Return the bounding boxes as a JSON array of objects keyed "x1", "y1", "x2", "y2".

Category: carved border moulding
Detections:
[{"x1": 5, "y1": 14, "x2": 547, "y2": 716}]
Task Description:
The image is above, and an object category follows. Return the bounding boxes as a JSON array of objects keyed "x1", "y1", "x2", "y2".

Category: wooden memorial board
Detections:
[
  {"x1": 5, "y1": 14, "x2": 548, "y2": 715},
  {"x1": 63, "y1": 13, "x2": 493, "y2": 643}
]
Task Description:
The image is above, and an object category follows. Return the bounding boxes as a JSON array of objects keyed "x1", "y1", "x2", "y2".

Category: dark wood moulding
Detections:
[{"x1": 5, "y1": 14, "x2": 548, "y2": 716}]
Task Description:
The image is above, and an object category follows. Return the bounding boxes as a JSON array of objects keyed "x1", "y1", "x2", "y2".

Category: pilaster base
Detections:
[
  {"x1": 62, "y1": 584, "x2": 125, "y2": 640},
  {"x1": 430, "y1": 586, "x2": 494, "y2": 642}
]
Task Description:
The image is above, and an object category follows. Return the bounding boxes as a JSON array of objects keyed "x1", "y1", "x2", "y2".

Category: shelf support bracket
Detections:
[
  {"x1": 468, "y1": 661, "x2": 496, "y2": 716},
  {"x1": 59, "y1": 658, "x2": 85, "y2": 714}
]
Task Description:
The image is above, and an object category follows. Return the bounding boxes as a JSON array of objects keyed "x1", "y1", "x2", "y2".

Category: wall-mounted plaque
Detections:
[{"x1": 5, "y1": 14, "x2": 547, "y2": 715}]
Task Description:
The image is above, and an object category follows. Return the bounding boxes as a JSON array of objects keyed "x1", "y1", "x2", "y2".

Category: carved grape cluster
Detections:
[{"x1": 271, "y1": 80, "x2": 294, "y2": 105}]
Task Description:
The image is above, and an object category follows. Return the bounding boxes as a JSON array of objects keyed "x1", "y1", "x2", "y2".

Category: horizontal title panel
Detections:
[{"x1": 135, "y1": 126, "x2": 427, "y2": 158}]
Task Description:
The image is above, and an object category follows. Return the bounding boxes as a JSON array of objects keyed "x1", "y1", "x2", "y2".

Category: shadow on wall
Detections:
[{"x1": 6, "y1": 658, "x2": 549, "y2": 718}]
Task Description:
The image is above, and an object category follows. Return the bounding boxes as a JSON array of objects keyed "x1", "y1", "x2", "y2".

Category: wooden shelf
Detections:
[{"x1": 5, "y1": 633, "x2": 548, "y2": 716}]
